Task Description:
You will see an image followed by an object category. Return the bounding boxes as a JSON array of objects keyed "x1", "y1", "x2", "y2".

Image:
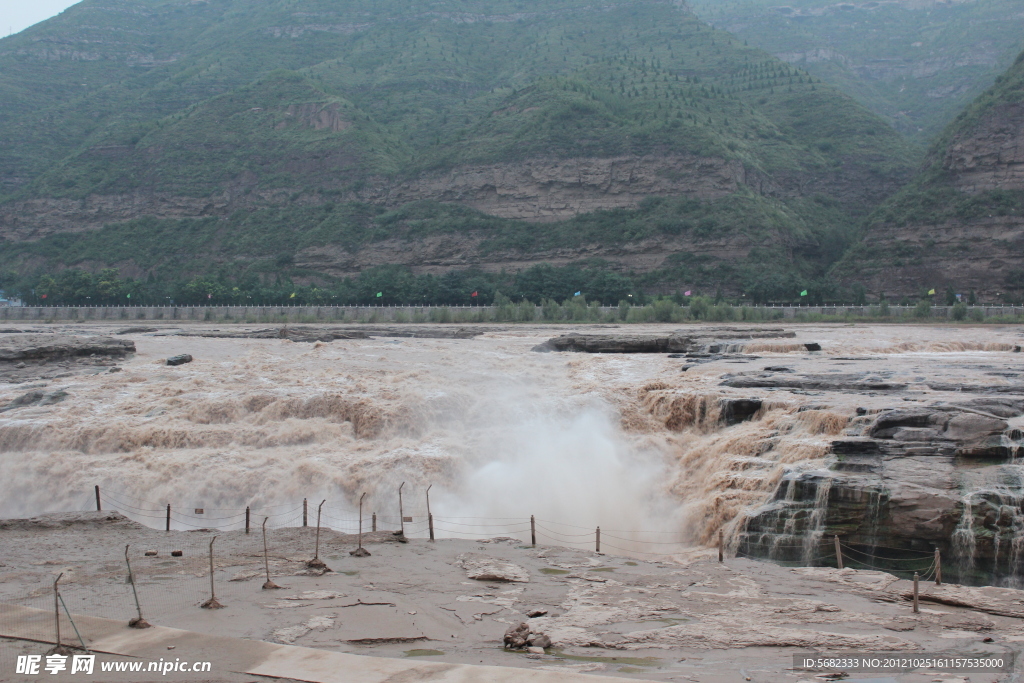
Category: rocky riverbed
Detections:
[{"x1": 1, "y1": 322, "x2": 1023, "y2": 586}]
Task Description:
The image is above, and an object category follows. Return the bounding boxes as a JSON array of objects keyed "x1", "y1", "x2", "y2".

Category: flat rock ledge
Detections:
[
  {"x1": 457, "y1": 553, "x2": 530, "y2": 582},
  {"x1": 533, "y1": 328, "x2": 796, "y2": 353}
]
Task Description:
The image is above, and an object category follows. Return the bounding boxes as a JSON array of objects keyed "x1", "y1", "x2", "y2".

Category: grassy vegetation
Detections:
[
  {"x1": 830, "y1": 50, "x2": 1024, "y2": 282},
  {"x1": 689, "y1": 0, "x2": 1024, "y2": 143},
  {"x1": 0, "y1": 0, "x2": 926, "y2": 298}
]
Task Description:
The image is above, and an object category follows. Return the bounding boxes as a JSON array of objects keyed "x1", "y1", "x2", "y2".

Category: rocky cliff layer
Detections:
[
  {"x1": 836, "y1": 52, "x2": 1024, "y2": 299},
  {"x1": 740, "y1": 400, "x2": 1024, "y2": 584},
  {"x1": 0, "y1": 150, "x2": 905, "y2": 242}
]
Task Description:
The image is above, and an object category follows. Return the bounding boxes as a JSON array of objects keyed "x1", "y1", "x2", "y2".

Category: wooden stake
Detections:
[
  {"x1": 53, "y1": 572, "x2": 63, "y2": 649},
  {"x1": 303, "y1": 498, "x2": 308, "y2": 527},
  {"x1": 95, "y1": 485, "x2": 101, "y2": 512},
  {"x1": 718, "y1": 529, "x2": 724, "y2": 563},
  {"x1": 359, "y1": 493, "x2": 366, "y2": 550},
  {"x1": 165, "y1": 504, "x2": 170, "y2": 532},
  {"x1": 596, "y1": 526, "x2": 601, "y2": 553},
  {"x1": 935, "y1": 549, "x2": 942, "y2": 585},
  {"x1": 351, "y1": 493, "x2": 371, "y2": 557},
  {"x1": 124, "y1": 545, "x2": 150, "y2": 627},
  {"x1": 834, "y1": 535, "x2": 843, "y2": 570},
  {"x1": 398, "y1": 482, "x2": 406, "y2": 536},
  {"x1": 426, "y1": 485, "x2": 434, "y2": 542},
  {"x1": 913, "y1": 572, "x2": 919, "y2": 613},
  {"x1": 531, "y1": 515, "x2": 536, "y2": 546},
  {"x1": 314, "y1": 499, "x2": 325, "y2": 560},
  {"x1": 261, "y1": 518, "x2": 280, "y2": 589},
  {"x1": 200, "y1": 536, "x2": 224, "y2": 608},
  {"x1": 245, "y1": 506, "x2": 250, "y2": 535}
]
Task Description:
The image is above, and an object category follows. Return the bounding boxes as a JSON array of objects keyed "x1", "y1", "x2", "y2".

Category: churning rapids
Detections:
[{"x1": 2, "y1": 322, "x2": 1023, "y2": 585}]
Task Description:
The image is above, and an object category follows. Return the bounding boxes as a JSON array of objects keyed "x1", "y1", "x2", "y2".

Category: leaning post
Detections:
[
  {"x1": 834, "y1": 535, "x2": 843, "y2": 570},
  {"x1": 426, "y1": 485, "x2": 434, "y2": 542},
  {"x1": 398, "y1": 482, "x2": 406, "y2": 536}
]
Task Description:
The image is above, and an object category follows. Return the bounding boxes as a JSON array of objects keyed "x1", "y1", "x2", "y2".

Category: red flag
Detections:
[
  {"x1": 684, "y1": 290, "x2": 692, "y2": 296},
  {"x1": 471, "y1": 291, "x2": 478, "y2": 297},
  {"x1": 41, "y1": 294, "x2": 47, "y2": 299}
]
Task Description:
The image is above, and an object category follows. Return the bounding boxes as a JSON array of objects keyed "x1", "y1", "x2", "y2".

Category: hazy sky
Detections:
[{"x1": 4, "y1": 0, "x2": 80, "y2": 37}]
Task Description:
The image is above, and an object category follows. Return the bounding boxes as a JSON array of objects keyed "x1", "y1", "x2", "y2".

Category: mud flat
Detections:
[{"x1": 0, "y1": 512, "x2": 1020, "y2": 683}]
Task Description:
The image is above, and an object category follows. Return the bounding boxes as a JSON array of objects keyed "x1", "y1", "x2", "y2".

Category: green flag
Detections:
[
  {"x1": 800, "y1": 290, "x2": 808, "y2": 296},
  {"x1": 376, "y1": 292, "x2": 383, "y2": 298}
]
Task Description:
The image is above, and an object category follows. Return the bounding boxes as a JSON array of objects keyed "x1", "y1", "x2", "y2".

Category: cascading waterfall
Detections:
[
  {"x1": 952, "y1": 494, "x2": 977, "y2": 573},
  {"x1": 802, "y1": 475, "x2": 832, "y2": 565}
]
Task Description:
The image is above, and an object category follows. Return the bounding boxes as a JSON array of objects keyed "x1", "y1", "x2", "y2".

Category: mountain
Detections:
[
  {"x1": 832, "y1": 49, "x2": 1024, "y2": 301},
  {"x1": 0, "y1": 0, "x2": 918, "y2": 301},
  {"x1": 690, "y1": 0, "x2": 1024, "y2": 144}
]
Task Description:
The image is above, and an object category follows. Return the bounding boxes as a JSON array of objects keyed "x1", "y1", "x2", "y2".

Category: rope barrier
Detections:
[
  {"x1": 91, "y1": 488, "x2": 955, "y2": 579},
  {"x1": 534, "y1": 524, "x2": 597, "y2": 538},
  {"x1": 839, "y1": 543, "x2": 936, "y2": 564},
  {"x1": 840, "y1": 540, "x2": 935, "y2": 557}
]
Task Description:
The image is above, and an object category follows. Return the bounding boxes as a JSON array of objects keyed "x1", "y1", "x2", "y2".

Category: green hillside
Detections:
[
  {"x1": 0, "y1": 0, "x2": 918, "y2": 302},
  {"x1": 690, "y1": 0, "x2": 1024, "y2": 143},
  {"x1": 831, "y1": 49, "x2": 1024, "y2": 301}
]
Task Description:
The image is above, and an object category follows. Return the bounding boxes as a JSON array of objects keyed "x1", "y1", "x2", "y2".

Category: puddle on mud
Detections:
[
  {"x1": 539, "y1": 568, "x2": 570, "y2": 575},
  {"x1": 404, "y1": 649, "x2": 444, "y2": 657},
  {"x1": 548, "y1": 649, "x2": 661, "y2": 667}
]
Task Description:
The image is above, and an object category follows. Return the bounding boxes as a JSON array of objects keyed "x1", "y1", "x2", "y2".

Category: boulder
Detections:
[
  {"x1": 529, "y1": 634, "x2": 552, "y2": 648},
  {"x1": 166, "y1": 354, "x2": 193, "y2": 366},
  {"x1": 0, "y1": 389, "x2": 68, "y2": 413},
  {"x1": 503, "y1": 622, "x2": 530, "y2": 649},
  {"x1": 720, "y1": 398, "x2": 763, "y2": 425},
  {"x1": 457, "y1": 553, "x2": 529, "y2": 582},
  {"x1": 0, "y1": 334, "x2": 135, "y2": 362}
]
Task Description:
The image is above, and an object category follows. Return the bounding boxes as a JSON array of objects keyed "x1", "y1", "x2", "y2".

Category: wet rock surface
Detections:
[
  {"x1": 2, "y1": 514, "x2": 1021, "y2": 682},
  {"x1": 0, "y1": 333, "x2": 135, "y2": 382},
  {"x1": 533, "y1": 327, "x2": 796, "y2": 353},
  {"x1": 175, "y1": 325, "x2": 484, "y2": 342}
]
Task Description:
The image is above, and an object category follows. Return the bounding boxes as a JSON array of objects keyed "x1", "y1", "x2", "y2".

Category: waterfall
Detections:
[{"x1": 952, "y1": 494, "x2": 977, "y2": 574}]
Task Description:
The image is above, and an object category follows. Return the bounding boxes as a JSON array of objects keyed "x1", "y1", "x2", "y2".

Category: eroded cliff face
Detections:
[
  {"x1": 946, "y1": 103, "x2": 1024, "y2": 193},
  {"x1": 0, "y1": 151, "x2": 901, "y2": 242},
  {"x1": 840, "y1": 62, "x2": 1024, "y2": 299},
  {"x1": 295, "y1": 227, "x2": 769, "y2": 279},
  {"x1": 844, "y1": 215, "x2": 1024, "y2": 299},
  {"x1": 360, "y1": 155, "x2": 745, "y2": 222}
]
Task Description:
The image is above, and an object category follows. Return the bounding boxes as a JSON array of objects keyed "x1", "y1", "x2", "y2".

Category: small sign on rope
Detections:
[
  {"x1": 403, "y1": 516, "x2": 413, "y2": 522},
  {"x1": 195, "y1": 509, "x2": 204, "y2": 515}
]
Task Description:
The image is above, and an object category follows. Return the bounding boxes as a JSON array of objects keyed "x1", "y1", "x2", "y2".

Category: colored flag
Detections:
[
  {"x1": 41, "y1": 294, "x2": 47, "y2": 299},
  {"x1": 684, "y1": 290, "x2": 691, "y2": 296},
  {"x1": 126, "y1": 293, "x2": 130, "y2": 299},
  {"x1": 471, "y1": 291, "x2": 478, "y2": 297},
  {"x1": 800, "y1": 290, "x2": 808, "y2": 296},
  {"x1": 290, "y1": 292, "x2": 296, "y2": 298},
  {"x1": 207, "y1": 293, "x2": 212, "y2": 299},
  {"x1": 928, "y1": 288, "x2": 935, "y2": 295},
  {"x1": 574, "y1": 291, "x2": 581, "y2": 296},
  {"x1": 376, "y1": 292, "x2": 383, "y2": 297}
]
